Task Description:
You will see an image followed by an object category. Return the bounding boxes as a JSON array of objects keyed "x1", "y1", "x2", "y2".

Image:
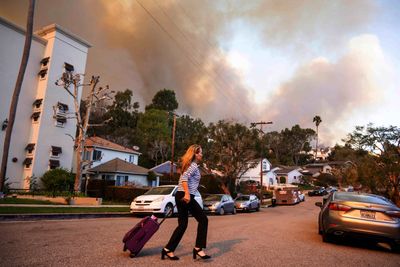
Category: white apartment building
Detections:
[{"x1": 0, "y1": 17, "x2": 91, "y2": 189}]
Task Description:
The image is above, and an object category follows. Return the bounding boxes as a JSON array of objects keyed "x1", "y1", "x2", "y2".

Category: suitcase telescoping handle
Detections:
[{"x1": 158, "y1": 205, "x2": 176, "y2": 226}]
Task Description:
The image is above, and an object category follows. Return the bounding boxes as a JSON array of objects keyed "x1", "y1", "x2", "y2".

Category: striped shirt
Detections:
[{"x1": 177, "y1": 162, "x2": 201, "y2": 195}]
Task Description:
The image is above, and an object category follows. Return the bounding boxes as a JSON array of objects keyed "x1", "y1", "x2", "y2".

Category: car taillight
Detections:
[
  {"x1": 329, "y1": 203, "x2": 351, "y2": 212},
  {"x1": 385, "y1": 211, "x2": 400, "y2": 218}
]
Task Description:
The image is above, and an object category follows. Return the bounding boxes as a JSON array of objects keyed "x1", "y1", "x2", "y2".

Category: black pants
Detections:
[{"x1": 165, "y1": 191, "x2": 208, "y2": 251}]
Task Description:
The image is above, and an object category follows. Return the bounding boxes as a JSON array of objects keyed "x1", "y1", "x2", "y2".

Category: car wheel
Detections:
[
  {"x1": 256, "y1": 204, "x2": 260, "y2": 211},
  {"x1": 391, "y1": 243, "x2": 400, "y2": 253},
  {"x1": 318, "y1": 221, "x2": 323, "y2": 235},
  {"x1": 322, "y1": 232, "x2": 335, "y2": 243},
  {"x1": 219, "y1": 207, "x2": 225, "y2": 215},
  {"x1": 232, "y1": 207, "x2": 236, "y2": 214},
  {"x1": 164, "y1": 203, "x2": 173, "y2": 216}
]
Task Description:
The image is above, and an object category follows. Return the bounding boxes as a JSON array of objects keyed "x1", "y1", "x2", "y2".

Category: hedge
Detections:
[{"x1": 104, "y1": 186, "x2": 149, "y2": 202}]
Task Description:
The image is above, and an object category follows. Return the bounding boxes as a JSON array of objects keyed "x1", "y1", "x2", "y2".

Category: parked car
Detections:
[
  {"x1": 203, "y1": 194, "x2": 236, "y2": 215},
  {"x1": 235, "y1": 194, "x2": 260, "y2": 212},
  {"x1": 297, "y1": 191, "x2": 305, "y2": 202},
  {"x1": 315, "y1": 191, "x2": 400, "y2": 252},
  {"x1": 308, "y1": 187, "x2": 328, "y2": 196},
  {"x1": 326, "y1": 186, "x2": 338, "y2": 194},
  {"x1": 343, "y1": 185, "x2": 354, "y2": 192},
  {"x1": 130, "y1": 185, "x2": 203, "y2": 216}
]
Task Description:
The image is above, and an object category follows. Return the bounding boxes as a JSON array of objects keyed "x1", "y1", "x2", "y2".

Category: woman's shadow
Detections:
[{"x1": 140, "y1": 238, "x2": 247, "y2": 259}]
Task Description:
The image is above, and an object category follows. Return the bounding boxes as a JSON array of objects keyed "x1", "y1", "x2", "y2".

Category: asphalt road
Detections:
[{"x1": 1, "y1": 197, "x2": 399, "y2": 267}]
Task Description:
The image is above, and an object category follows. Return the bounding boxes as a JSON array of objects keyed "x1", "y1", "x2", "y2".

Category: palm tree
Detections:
[
  {"x1": 0, "y1": 0, "x2": 36, "y2": 192},
  {"x1": 313, "y1": 116, "x2": 322, "y2": 160}
]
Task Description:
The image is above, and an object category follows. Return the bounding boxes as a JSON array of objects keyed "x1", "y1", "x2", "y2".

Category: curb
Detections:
[{"x1": 0, "y1": 212, "x2": 133, "y2": 221}]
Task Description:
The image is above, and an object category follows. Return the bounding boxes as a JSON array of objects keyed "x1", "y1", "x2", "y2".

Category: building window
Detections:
[
  {"x1": 116, "y1": 175, "x2": 129, "y2": 186},
  {"x1": 38, "y1": 69, "x2": 48, "y2": 79},
  {"x1": 55, "y1": 117, "x2": 67, "y2": 127},
  {"x1": 31, "y1": 112, "x2": 40, "y2": 122},
  {"x1": 129, "y1": 155, "x2": 135, "y2": 163},
  {"x1": 92, "y1": 150, "x2": 102, "y2": 161},
  {"x1": 40, "y1": 57, "x2": 50, "y2": 67},
  {"x1": 57, "y1": 102, "x2": 69, "y2": 113},
  {"x1": 32, "y1": 99, "x2": 43, "y2": 109},
  {"x1": 64, "y1": 62, "x2": 74, "y2": 72},
  {"x1": 25, "y1": 143, "x2": 35, "y2": 154},
  {"x1": 51, "y1": 146, "x2": 62, "y2": 157},
  {"x1": 49, "y1": 159, "x2": 60, "y2": 169},
  {"x1": 23, "y1": 158, "x2": 33, "y2": 168},
  {"x1": 83, "y1": 150, "x2": 91, "y2": 161}
]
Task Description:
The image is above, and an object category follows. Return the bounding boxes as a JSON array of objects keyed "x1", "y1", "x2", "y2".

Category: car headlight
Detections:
[
  {"x1": 212, "y1": 202, "x2": 220, "y2": 209},
  {"x1": 153, "y1": 196, "x2": 165, "y2": 202}
]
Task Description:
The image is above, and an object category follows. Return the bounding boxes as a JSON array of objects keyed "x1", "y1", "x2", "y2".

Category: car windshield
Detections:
[
  {"x1": 236, "y1": 196, "x2": 250, "y2": 201},
  {"x1": 334, "y1": 192, "x2": 392, "y2": 205},
  {"x1": 204, "y1": 195, "x2": 222, "y2": 201},
  {"x1": 144, "y1": 187, "x2": 174, "y2": 195}
]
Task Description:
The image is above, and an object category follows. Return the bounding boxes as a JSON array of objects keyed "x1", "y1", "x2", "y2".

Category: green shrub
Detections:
[{"x1": 40, "y1": 168, "x2": 75, "y2": 197}]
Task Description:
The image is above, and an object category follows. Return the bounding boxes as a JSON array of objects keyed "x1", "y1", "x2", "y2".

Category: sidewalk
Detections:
[
  {"x1": 0, "y1": 204, "x2": 129, "y2": 208},
  {"x1": 0, "y1": 204, "x2": 132, "y2": 221}
]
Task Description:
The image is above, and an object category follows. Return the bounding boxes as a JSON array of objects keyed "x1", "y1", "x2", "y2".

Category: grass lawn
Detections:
[
  {"x1": 102, "y1": 200, "x2": 131, "y2": 205},
  {"x1": 0, "y1": 198, "x2": 63, "y2": 205},
  {"x1": 0, "y1": 206, "x2": 130, "y2": 214}
]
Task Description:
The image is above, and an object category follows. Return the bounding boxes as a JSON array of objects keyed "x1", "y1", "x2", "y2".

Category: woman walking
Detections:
[{"x1": 162, "y1": 144, "x2": 211, "y2": 261}]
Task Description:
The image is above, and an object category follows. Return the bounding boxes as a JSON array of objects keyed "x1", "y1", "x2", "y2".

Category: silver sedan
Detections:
[{"x1": 315, "y1": 192, "x2": 400, "y2": 252}]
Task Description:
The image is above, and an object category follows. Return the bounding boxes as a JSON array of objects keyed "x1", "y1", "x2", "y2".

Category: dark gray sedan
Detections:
[
  {"x1": 203, "y1": 194, "x2": 236, "y2": 215},
  {"x1": 315, "y1": 192, "x2": 400, "y2": 252},
  {"x1": 235, "y1": 194, "x2": 260, "y2": 212}
]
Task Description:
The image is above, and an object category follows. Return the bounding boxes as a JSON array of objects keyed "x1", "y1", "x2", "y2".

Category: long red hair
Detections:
[{"x1": 180, "y1": 144, "x2": 201, "y2": 174}]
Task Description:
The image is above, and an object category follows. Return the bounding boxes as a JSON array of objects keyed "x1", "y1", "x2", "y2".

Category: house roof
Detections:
[
  {"x1": 275, "y1": 166, "x2": 302, "y2": 175},
  {"x1": 300, "y1": 169, "x2": 320, "y2": 176},
  {"x1": 151, "y1": 161, "x2": 177, "y2": 174},
  {"x1": 88, "y1": 158, "x2": 152, "y2": 175},
  {"x1": 84, "y1": 136, "x2": 140, "y2": 155}
]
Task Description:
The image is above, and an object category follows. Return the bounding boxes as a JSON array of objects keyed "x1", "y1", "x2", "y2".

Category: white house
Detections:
[
  {"x1": 274, "y1": 167, "x2": 303, "y2": 184},
  {"x1": 0, "y1": 17, "x2": 91, "y2": 189},
  {"x1": 88, "y1": 158, "x2": 159, "y2": 187},
  {"x1": 303, "y1": 163, "x2": 333, "y2": 177},
  {"x1": 78, "y1": 136, "x2": 141, "y2": 170},
  {"x1": 238, "y1": 158, "x2": 277, "y2": 188}
]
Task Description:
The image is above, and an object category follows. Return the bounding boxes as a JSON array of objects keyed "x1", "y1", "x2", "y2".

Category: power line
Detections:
[
  {"x1": 136, "y1": 0, "x2": 253, "y2": 123},
  {"x1": 174, "y1": 1, "x2": 261, "y2": 121}
]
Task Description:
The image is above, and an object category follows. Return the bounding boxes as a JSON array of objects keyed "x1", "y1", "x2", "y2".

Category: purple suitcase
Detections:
[{"x1": 123, "y1": 211, "x2": 173, "y2": 258}]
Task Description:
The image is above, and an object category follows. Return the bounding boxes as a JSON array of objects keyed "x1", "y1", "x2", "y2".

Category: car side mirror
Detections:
[{"x1": 315, "y1": 202, "x2": 323, "y2": 208}]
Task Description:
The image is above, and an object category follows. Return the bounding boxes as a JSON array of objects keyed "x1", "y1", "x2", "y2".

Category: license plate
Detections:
[
  {"x1": 138, "y1": 206, "x2": 144, "y2": 209},
  {"x1": 360, "y1": 210, "x2": 376, "y2": 220}
]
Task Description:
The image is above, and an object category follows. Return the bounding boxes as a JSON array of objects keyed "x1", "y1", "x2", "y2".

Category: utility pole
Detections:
[
  {"x1": 170, "y1": 113, "x2": 177, "y2": 180},
  {"x1": 250, "y1": 121, "x2": 273, "y2": 195}
]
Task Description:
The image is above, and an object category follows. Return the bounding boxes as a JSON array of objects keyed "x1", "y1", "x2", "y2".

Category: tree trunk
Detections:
[{"x1": 0, "y1": 0, "x2": 36, "y2": 192}]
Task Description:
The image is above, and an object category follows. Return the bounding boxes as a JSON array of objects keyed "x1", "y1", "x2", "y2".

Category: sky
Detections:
[{"x1": 1, "y1": 0, "x2": 399, "y2": 146}]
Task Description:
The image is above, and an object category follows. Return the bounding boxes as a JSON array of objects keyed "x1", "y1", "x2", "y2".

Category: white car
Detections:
[{"x1": 130, "y1": 185, "x2": 203, "y2": 216}]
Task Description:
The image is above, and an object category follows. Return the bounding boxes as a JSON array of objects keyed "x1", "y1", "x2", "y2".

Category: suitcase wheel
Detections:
[{"x1": 129, "y1": 253, "x2": 136, "y2": 258}]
